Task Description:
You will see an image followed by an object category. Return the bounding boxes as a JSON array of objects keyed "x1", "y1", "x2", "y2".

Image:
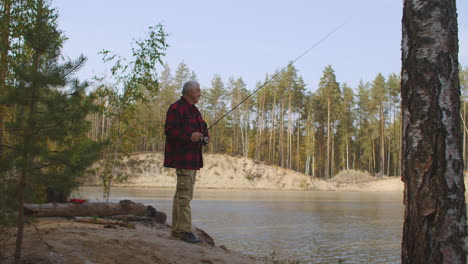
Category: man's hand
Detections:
[{"x1": 190, "y1": 132, "x2": 204, "y2": 142}]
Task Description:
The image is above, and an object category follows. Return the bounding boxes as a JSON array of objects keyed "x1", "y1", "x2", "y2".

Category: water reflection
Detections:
[{"x1": 77, "y1": 187, "x2": 403, "y2": 264}]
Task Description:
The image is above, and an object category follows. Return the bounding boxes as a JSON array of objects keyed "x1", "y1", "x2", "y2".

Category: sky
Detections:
[{"x1": 52, "y1": 0, "x2": 468, "y2": 93}]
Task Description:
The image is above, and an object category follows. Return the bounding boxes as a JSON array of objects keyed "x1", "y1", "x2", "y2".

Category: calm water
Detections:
[{"x1": 77, "y1": 187, "x2": 403, "y2": 264}]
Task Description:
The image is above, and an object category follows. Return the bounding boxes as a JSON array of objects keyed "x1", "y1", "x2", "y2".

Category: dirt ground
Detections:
[{"x1": 2, "y1": 217, "x2": 268, "y2": 264}]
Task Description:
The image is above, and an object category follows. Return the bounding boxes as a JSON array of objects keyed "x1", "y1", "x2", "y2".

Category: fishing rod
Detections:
[{"x1": 207, "y1": 22, "x2": 346, "y2": 131}]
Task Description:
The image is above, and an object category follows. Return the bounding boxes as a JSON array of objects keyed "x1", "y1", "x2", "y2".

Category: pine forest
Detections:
[{"x1": 87, "y1": 61, "x2": 468, "y2": 179}]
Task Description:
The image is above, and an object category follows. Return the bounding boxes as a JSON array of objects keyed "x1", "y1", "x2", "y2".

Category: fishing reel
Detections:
[{"x1": 201, "y1": 137, "x2": 209, "y2": 146}]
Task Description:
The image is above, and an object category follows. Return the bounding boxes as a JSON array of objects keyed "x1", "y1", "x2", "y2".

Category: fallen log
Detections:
[{"x1": 24, "y1": 200, "x2": 166, "y2": 224}]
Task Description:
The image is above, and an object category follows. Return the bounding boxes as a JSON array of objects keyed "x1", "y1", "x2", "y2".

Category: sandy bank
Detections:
[
  {"x1": 2, "y1": 217, "x2": 267, "y2": 264},
  {"x1": 84, "y1": 153, "x2": 407, "y2": 192}
]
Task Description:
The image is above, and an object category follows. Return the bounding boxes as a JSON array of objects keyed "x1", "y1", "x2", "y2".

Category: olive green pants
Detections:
[{"x1": 172, "y1": 169, "x2": 196, "y2": 234}]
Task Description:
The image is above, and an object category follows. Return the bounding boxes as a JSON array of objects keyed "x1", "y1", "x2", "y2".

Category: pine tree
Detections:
[
  {"x1": 148, "y1": 63, "x2": 174, "y2": 151},
  {"x1": 304, "y1": 91, "x2": 316, "y2": 176},
  {"x1": 205, "y1": 74, "x2": 227, "y2": 153},
  {"x1": 227, "y1": 77, "x2": 250, "y2": 156},
  {"x1": 0, "y1": 1, "x2": 103, "y2": 261},
  {"x1": 314, "y1": 65, "x2": 341, "y2": 178},
  {"x1": 370, "y1": 73, "x2": 387, "y2": 176},
  {"x1": 172, "y1": 61, "x2": 191, "y2": 92},
  {"x1": 355, "y1": 80, "x2": 372, "y2": 172},
  {"x1": 339, "y1": 84, "x2": 355, "y2": 171},
  {"x1": 253, "y1": 80, "x2": 268, "y2": 161},
  {"x1": 386, "y1": 73, "x2": 401, "y2": 176}
]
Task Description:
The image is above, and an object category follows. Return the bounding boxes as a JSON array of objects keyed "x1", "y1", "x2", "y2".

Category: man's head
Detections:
[{"x1": 182, "y1": 80, "x2": 201, "y2": 104}]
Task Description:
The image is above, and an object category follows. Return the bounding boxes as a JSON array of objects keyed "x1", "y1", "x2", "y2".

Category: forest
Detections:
[
  {"x1": 88, "y1": 60, "x2": 468, "y2": 179},
  {"x1": 1, "y1": 0, "x2": 467, "y2": 263}
]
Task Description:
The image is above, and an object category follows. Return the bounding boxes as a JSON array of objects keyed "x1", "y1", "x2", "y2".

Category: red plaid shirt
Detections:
[{"x1": 164, "y1": 97, "x2": 209, "y2": 170}]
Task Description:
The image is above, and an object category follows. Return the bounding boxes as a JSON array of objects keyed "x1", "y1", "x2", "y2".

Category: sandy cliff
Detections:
[{"x1": 84, "y1": 152, "x2": 405, "y2": 192}]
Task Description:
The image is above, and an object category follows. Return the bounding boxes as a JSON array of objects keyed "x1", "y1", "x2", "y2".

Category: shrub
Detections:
[{"x1": 331, "y1": 169, "x2": 374, "y2": 183}]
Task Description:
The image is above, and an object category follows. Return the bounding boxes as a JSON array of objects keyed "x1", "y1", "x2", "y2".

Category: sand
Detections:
[
  {"x1": 84, "y1": 152, "x2": 407, "y2": 192},
  {"x1": 2, "y1": 218, "x2": 267, "y2": 264}
]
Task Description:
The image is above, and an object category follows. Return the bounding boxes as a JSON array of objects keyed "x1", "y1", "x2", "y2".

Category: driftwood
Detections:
[
  {"x1": 108, "y1": 214, "x2": 152, "y2": 221},
  {"x1": 74, "y1": 216, "x2": 134, "y2": 228},
  {"x1": 194, "y1": 227, "x2": 215, "y2": 246},
  {"x1": 106, "y1": 212, "x2": 166, "y2": 224},
  {"x1": 24, "y1": 200, "x2": 166, "y2": 224}
]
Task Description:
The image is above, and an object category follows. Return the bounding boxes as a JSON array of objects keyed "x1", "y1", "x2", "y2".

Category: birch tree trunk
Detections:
[{"x1": 401, "y1": 0, "x2": 467, "y2": 263}]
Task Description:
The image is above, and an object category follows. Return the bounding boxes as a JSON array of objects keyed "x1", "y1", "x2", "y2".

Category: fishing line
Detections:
[{"x1": 207, "y1": 22, "x2": 346, "y2": 130}]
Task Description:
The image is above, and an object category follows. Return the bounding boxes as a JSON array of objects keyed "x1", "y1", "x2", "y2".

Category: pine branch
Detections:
[
  {"x1": 45, "y1": 149, "x2": 66, "y2": 153},
  {"x1": 0, "y1": 144, "x2": 17, "y2": 151},
  {"x1": 25, "y1": 221, "x2": 54, "y2": 252},
  {"x1": 34, "y1": 124, "x2": 62, "y2": 132},
  {"x1": 33, "y1": 162, "x2": 61, "y2": 170},
  {"x1": 24, "y1": 221, "x2": 74, "y2": 264}
]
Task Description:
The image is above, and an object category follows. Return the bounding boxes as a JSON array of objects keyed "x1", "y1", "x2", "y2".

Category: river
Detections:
[{"x1": 78, "y1": 187, "x2": 403, "y2": 264}]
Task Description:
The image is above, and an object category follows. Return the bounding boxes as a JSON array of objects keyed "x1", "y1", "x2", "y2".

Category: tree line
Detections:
[{"x1": 89, "y1": 60, "x2": 468, "y2": 179}]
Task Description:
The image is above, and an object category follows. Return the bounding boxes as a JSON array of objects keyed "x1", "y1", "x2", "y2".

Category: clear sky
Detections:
[{"x1": 52, "y1": 0, "x2": 468, "y2": 92}]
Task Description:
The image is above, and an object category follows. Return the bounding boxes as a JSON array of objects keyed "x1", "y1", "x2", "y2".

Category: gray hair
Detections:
[{"x1": 182, "y1": 80, "x2": 200, "y2": 95}]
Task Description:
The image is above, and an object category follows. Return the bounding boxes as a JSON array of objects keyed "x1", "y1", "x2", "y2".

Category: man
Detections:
[{"x1": 164, "y1": 80, "x2": 208, "y2": 244}]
